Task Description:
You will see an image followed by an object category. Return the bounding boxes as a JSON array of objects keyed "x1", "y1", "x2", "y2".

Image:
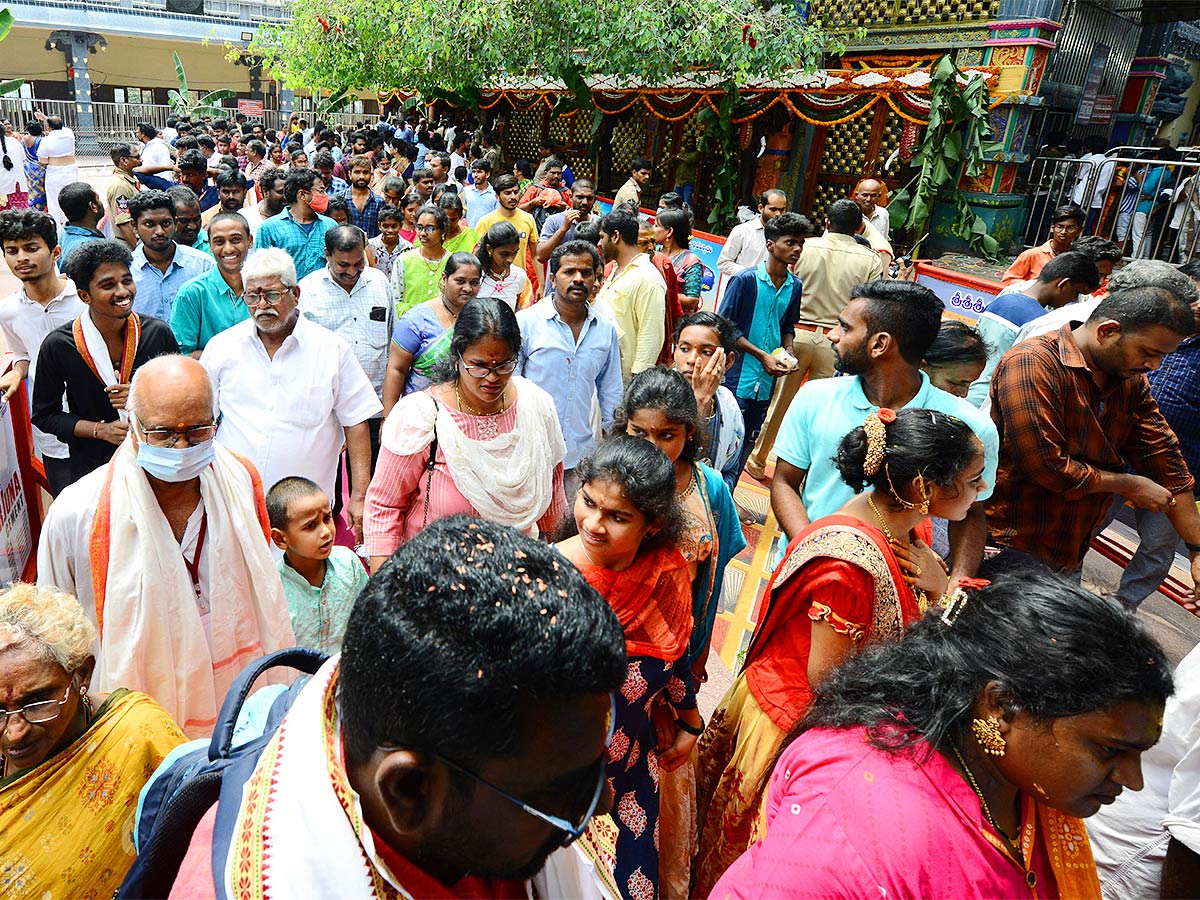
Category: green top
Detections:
[
  {"x1": 392, "y1": 247, "x2": 449, "y2": 319},
  {"x1": 443, "y1": 224, "x2": 480, "y2": 256},
  {"x1": 170, "y1": 266, "x2": 250, "y2": 354},
  {"x1": 277, "y1": 545, "x2": 369, "y2": 655}
]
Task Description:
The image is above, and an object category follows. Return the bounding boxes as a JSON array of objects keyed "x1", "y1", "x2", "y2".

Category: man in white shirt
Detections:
[
  {"x1": 853, "y1": 178, "x2": 891, "y2": 240},
  {"x1": 1072, "y1": 135, "x2": 1115, "y2": 232},
  {"x1": 298, "y1": 226, "x2": 394, "y2": 500},
  {"x1": 717, "y1": 189, "x2": 788, "y2": 277},
  {"x1": 134, "y1": 122, "x2": 176, "y2": 190},
  {"x1": 0, "y1": 208, "x2": 85, "y2": 495},
  {"x1": 36, "y1": 354, "x2": 295, "y2": 737},
  {"x1": 200, "y1": 248, "x2": 382, "y2": 543},
  {"x1": 1088, "y1": 642, "x2": 1200, "y2": 899}
]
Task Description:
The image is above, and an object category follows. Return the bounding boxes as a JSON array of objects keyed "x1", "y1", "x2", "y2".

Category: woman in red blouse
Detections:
[{"x1": 692, "y1": 406, "x2": 987, "y2": 896}]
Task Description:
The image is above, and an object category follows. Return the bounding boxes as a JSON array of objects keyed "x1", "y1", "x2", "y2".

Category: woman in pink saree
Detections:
[{"x1": 711, "y1": 574, "x2": 1174, "y2": 900}]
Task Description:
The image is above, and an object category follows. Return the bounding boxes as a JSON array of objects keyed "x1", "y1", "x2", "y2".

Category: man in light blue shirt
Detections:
[
  {"x1": 771, "y1": 280, "x2": 999, "y2": 580},
  {"x1": 128, "y1": 189, "x2": 214, "y2": 321},
  {"x1": 518, "y1": 239, "x2": 623, "y2": 501},
  {"x1": 56, "y1": 182, "x2": 106, "y2": 271},
  {"x1": 463, "y1": 160, "x2": 499, "y2": 229}
]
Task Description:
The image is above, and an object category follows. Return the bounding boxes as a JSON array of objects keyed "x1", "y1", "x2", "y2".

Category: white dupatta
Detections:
[
  {"x1": 90, "y1": 438, "x2": 295, "y2": 737},
  {"x1": 381, "y1": 376, "x2": 566, "y2": 536}
]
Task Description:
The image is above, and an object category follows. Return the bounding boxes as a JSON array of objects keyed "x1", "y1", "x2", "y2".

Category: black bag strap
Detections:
[
  {"x1": 208, "y1": 647, "x2": 328, "y2": 761},
  {"x1": 422, "y1": 398, "x2": 440, "y2": 528}
]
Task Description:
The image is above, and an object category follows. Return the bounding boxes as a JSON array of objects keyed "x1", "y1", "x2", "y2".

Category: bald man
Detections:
[
  {"x1": 853, "y1": 178, "x2": 890, "y2": 241},
  {"x1": 38, "y1": 355, "x2": 295, "y2": 737}
]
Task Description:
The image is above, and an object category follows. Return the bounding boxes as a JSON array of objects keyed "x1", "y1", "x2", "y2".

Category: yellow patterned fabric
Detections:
[{"x1": 0, "y1": 689, "x2": 186, "y2": 899}]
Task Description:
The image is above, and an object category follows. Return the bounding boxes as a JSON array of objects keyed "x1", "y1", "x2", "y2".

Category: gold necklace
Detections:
[
  {"x1": 950, "y1": 740, "x2": 1027, "y2": 871},
  {"x1": 866, "y1": 494, "x2": 896, "y2": 541},
  {"x1": 454, "y1": 382, "x2": 506, "y2": 416},
  {"x1": 676, "y1": 467, "x2": 696, "y2": 501}
]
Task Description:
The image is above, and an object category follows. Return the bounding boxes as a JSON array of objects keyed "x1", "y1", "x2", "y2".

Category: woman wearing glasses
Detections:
[
  {"x1": 364, "y1": 296, "x2": 567, "y2": 570},
  {"x1": 391, "y1": 203, "x2": 450, "y2": 319},
  {"x1": 0, "y1": 582, "x2": 186, "y2": 897}
]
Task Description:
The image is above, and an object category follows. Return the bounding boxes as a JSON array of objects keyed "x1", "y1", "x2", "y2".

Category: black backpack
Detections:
[{"x1": 116, "y1": 647, "x2": 328, "y2": 899}]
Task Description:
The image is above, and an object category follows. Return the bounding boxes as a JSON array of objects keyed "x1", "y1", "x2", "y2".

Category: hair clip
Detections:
[
  {"x1": 939, "y1": 577, "x2": 989, "y2": 626},
  {"x1": 863, "y1": 408, "x2": 896, "y2": 476}
]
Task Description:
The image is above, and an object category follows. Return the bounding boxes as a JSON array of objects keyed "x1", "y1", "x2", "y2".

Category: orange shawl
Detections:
[{"x1": 578, "y1": 543, "x2": 693, "y2": 661}]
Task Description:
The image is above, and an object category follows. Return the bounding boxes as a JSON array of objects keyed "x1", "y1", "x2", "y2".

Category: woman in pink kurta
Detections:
[
  {"x1": 363, "y1": 296, "x2": 566, "y2": 569},
  {"x1": 710, "y1": 574, "x2": 1174, "y2": 900}
]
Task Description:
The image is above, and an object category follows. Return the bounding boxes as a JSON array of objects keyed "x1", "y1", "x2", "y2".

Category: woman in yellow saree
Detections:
[{"x1": 0, "y1": 583, "x2": 185, "y2": 898}]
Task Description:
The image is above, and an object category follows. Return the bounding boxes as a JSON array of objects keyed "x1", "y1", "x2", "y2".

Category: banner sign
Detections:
[{"x1": 0, "y1": 400, "x2": 32, "y2": 587}]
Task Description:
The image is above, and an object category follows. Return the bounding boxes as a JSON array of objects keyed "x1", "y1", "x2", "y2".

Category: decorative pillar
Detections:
[
  {"x1": 235, "y1": 54, "x2": 264, "y2": 103},
  {"x1": 278, "y1": 86, "x2": 296, "y2": 134},
  {"x1": 44, "y1": 31, "x2": 106, "y2": 155},
  {"x1": 930, "y1": 18, "x2": 1063, "y2": 254},
  {"x1": 1113, "y1": 57, "x2": 1170, "y2": 146}
]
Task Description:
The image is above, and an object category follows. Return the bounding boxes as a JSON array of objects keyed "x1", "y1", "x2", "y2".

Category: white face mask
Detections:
[{"x1": 135, "y1": 439, "x2": 216, "y2": 482}]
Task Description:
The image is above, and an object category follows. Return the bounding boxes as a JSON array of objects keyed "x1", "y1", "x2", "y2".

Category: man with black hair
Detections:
[
  {"x1": 128, "y1": 190, "x2": 214, "y2": 321},
  {"x1": 518, "y1": 240, "x2": 622, "y2": 500},
  {"x1": 169, "y1": 515, "x2": 626, "y2": 897},
  {"x1": 32, "y1": 239, "x2": 179, "y2": 483},
  {"x1": 411, "y1": 165, "x2": 436, "y2": 203},
  {"x1": 177, "y1": 149, "x2": 218, "y2": 212},
  {"x1": 744, "y1": 199, "x2": 878, "y2": 481},
  {"x1": 255, "y1": 168, "x2": 337, "y2": 280},
  {"x1": 987, "y1": 284, "x2": 1200, "y2": 581},
  {"x1": 0, "y1": 209, "x2": 84, "y2": 494},
  {"x1": 717, "y1": 189, "x2": 788, "y2": 277},
  {"x1": 241, "y1": 167, "x2": 285, "y2": 237},
  {"x1": 1002, "y1": 204, "x2": 1085, "y2": 286},
  {"x1": 55, "y1": 182, "x2": 106, "y2": 270},
  {"x1": 298, "y1": 225, "x2": 394, "y2": 484},
  {"x1": 170, "y1": 211, "x2": 253, "y2": 356},
  {"x1": 967, "y1": 251, "x2": 1102, "y2": 407},
  {"x1": 167, "y1": 185, "x2": 211, "y2": 254},
  {"x1": 312, "y1": 149, "x2": 349, "y2": 196},
  {"x1": 613, "y1": 156, "x2": 652, "y2": 211},
  {"x1": 717, "y1": 212, "x2": 807, "y2": 481},
  {"x1": 595, "y1": 208, "x2": 667, "y2": 383},
  {"x1": 36, "y1": 112, "x2": 77, "y2": 225},
  {"x1": 536, "y1": 178, "x2": 596, "y2": 265},
  {"x1": 107, "y1": 143, "x2": 143, "y2": 249},
  {"x1": 201, "y1": 167, "x2": 249, "y2": 229},
  {"x1": 340, "y1": 154, "x2": 384, "y2": 238},
  {"x1": 771, "y1": 280, "x2": 999, "y2": 579}
]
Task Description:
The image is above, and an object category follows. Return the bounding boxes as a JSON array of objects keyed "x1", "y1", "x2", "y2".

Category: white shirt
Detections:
[
  {"x1": 38, "y1": 127, "x2": 75, "y2": 160},
  {"x1": 0, "y1": 278, "x2": 84, "y2": 458},
  {"x1": 35, "y1": 464, "x2": 210, "y2": 657},
  {"x1": 200, "y1": 315, "x2": 383, "y2": 500},
  {"x1": 140, "y1": 137, "x2": 175, "y2": 182},
  {"x1": 717, "y1": 217, "x2": 767, "y2": 276},
  {"x1": 1088, "y1": 644, "x2": 1200, "y2": 899},
  {"x1": 239, "y1": 203, "x2": 265, "y2": 237},
  {"x1": 867, "y1": 205, "x2": 890, "y2": 240},
  {"x1": 297, "y1": 266, "x2": 394, "y2": 401},
  {"x1": 0, "y1": 134, "x2": 28, "y2": 195}
]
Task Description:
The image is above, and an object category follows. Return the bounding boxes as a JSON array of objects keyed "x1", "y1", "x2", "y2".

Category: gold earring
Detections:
[
  {"x1": 917, "y1": 475, "x2": 930, "y2": 516},
  {"x1": 971, "y1": 716, "x2": 1006, "y2": 756}
]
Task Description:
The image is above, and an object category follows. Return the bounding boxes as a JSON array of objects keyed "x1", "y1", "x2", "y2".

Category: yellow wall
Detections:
[{"x1": 5, "y1": 27, "x2": 252, "y2": 92}]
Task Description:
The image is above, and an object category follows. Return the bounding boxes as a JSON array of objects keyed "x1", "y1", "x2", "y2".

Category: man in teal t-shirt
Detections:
[
  {"x1": 771, "y1": 280, "x2": 999, "y2": 580},
  {"x1": 170, "y1": 212, "x2": 253, "y2": 356}
]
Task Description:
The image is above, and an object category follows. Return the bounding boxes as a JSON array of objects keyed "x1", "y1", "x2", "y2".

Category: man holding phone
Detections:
[{"x1": 298, "y1": 225, "x2": 394, "y2": 495}]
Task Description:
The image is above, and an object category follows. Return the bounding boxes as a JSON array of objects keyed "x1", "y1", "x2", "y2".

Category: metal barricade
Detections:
[{"x1": 1023, "y1": 153, "x2": 1200, "y2": 265}]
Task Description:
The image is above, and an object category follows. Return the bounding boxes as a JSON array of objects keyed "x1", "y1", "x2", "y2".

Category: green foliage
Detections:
[
  {"x1": 888, "y1": 55, "x2": 1003, "y2": 261},
  {"x1": 0, "y1": 9, "x2": 23, "y2": 97},
  {"x1": 168, "y1": 51, "x2": 237, "y2": 118}
]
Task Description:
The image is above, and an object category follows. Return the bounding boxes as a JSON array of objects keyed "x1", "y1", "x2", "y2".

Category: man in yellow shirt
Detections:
[
  {"x1": 475, "y1": 173, "x2": 541, "y2": 295},
  {"x1": 594, "y1": 208, "x2": 667, "y2": 383}
]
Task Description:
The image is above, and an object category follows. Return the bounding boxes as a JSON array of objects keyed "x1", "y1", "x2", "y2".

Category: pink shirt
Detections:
[
  {"x1": 363, "y1": 398, "x2": 565, "y2": 556},
  {"x1": 711, "y1": 726, "x2": 1061, "y2": 900}
]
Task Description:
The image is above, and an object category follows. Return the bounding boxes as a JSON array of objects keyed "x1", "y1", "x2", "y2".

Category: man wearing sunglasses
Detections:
[
  {"x1": 169, "y1": 516, "x2": 628, "y2": 898},
  {"x1": 37, "y1": 353, "x2": 294, "y2": 737}
]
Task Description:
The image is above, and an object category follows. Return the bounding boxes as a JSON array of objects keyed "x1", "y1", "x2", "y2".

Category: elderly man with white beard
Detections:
[
  {"x1": 37, "y1": 355, "x2": 296, "y2": 737},
  {"x1": 200, "y1": 248, "x2": 382, "y2": 542}
]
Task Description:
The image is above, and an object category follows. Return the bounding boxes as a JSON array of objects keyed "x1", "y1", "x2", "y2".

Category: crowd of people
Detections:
[{"x1": 0, "y1": 111, "x2": 1198, "y2": 900}]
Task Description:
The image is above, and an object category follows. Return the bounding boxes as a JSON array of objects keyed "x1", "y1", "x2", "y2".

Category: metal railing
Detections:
[
  {"x1": 1022, "y1": 153, "x2": 1200, "y2": 264},
  {"x1": 10, "y1": 0, "x2": 291, "y2": 26}
]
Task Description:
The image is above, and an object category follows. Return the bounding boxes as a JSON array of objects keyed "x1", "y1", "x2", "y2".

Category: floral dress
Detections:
[
  {"x1": 24, "y1": 136, "x2": 46, "y2": 211},
  {"x1": 577, "y1": 544, "x2": 696, "y2": 900}
]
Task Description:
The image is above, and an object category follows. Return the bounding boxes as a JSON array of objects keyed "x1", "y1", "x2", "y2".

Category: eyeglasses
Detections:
[
  {"x1": 242, "y1": 290, "x2": 290, "y2": 307},
  {"x1": 414, "y1": 223, "x2": 439, "y2": 233},
  {"x1": 458, "y1": 355, "x2": 518, "y2": 378},
  {"x1": 379, "y1": 693, "x2": 615, "y2": 847},
  {"x1": 134, "y1": 413, "x2": 220, "y2": 448},
  {"x1": 1, "y1": 680, "x2": 73, "y2": 730}
]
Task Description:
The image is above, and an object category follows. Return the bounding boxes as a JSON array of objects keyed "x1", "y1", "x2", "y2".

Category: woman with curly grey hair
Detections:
[{"x1": 0, "y1": 583, "x2": 185, "y2": 897}]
